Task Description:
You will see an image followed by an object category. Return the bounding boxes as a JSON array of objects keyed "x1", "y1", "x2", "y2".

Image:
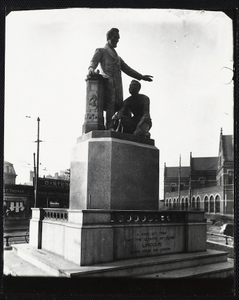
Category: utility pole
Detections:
[
  {"x1": 163, "y1": 162, "x2": 166, "y2": 206},
  {"x1": 27, "y1": 116, "x2": 42, "y2": 207},
  {"x1": 178, "y1": 154, "x2": 181, "y2": 206},
  {"x1": 188, "y1": 152, "x2": 192, "y2": 209},
  {"x1": 35, "y1": 117, "x2": 41, "y2": 208},
  {"x1": 33, "y1": 153, "x2": 37, "y2": 207}
]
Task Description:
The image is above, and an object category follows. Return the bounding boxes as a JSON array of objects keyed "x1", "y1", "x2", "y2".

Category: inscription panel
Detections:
[{"x1": 114, "y1": 225, "x2": 185, "y2": 260}]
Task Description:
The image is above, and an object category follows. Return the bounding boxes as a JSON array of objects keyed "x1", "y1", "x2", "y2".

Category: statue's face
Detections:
[{"x1": 108, "y1": 33, "x2": 120, "y2": 48}]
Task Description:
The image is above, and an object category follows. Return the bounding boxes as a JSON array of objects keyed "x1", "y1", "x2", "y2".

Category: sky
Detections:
[{"x1": 4, "y1": 8, "x2": 234, "y2": 198}]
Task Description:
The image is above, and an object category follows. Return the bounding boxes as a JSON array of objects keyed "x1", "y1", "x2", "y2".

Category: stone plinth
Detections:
[
  {"x1": 30, "y1": 209, "x2": 207, "y2": 266},
  {"x1": 29, "y1": 208, "x2": 44, "y2": 249},
  {"x1": 82, "y1": 74, "x2": 108, "y2": 134},
  {"x1": 69, "y1": 131, "x2": 159, "y2": 210}
]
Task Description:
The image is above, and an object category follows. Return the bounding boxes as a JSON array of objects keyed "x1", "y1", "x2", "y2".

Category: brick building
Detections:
[
  {"x1": 164, "y1": 129, "x2": 234, "y2": 219},
  {"x1": 4, "y1": 161, "x2": 17, "y2": 184},
  {"x1": 3, "y1": 161, "x2": 70, "y2": 232}
]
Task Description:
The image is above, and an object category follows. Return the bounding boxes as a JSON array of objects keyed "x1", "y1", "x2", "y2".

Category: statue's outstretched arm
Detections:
[
  {"x1": 120, "y1": 58, "x2": 153, "y2": 82},
  {"x1": 120, "y1": 58, "x2": 143, "y2": 80}
]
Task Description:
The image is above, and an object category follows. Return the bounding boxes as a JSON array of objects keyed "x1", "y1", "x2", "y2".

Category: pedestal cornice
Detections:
[{"x1": 77, "y1": 130, "x2": 155, "y2": 146}]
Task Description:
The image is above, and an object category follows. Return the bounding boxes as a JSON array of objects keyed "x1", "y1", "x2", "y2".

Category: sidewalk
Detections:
[{"x1": 4, "y1": 248, "x2": 51, "y2": 277}]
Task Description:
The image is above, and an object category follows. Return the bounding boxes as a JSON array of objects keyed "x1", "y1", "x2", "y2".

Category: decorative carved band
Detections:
[
  {"x1": 110, "y1": 211, "x2": 185, "y2": 224},
  {"x1": 41, "y1": 209, "x2": 189, "y2": 224}
]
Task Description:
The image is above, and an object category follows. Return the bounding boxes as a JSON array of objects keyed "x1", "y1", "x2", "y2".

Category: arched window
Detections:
[
  {"x1": 215, "y1": 195, "x2": 220, "y2": 213},
  {"x1": 196, "y1": 196, "x2": 200, "y2": 209},
  {"x1": 181, "y1": 198, "x2": 184, "y2": 208},
  {"x1": 192, "y1": 197, "x2": 196, "y2": 208},
  {"x1": 204, "y1": 196, "x2": 208, "y2": 212},
  {"x1": 210, "y1": 195, "x2": 214, "y2": 213},
  {"x1": 166, "y1": 199, "x2": 168, "y2": 206},
  {"x1": 169, "y1": 199, "x2": 172, "y2": 207},
  {"x1": 185, "y1": 197, "x2": 188, "y2": 208}
]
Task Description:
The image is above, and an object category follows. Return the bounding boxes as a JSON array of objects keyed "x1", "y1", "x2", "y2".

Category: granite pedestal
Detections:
[
  {"x1": 70, "y1": 131, "x2": 159, "y2": 210},
  {"x1": 30, "y1": 208, "x2": 207, "y2": 266},
  {"x1": 29, "y1": 131, "x2": 208, "y2": 267}
]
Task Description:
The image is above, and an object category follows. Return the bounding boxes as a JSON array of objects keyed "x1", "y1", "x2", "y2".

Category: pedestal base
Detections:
[
  {"x1": 70, "y1": 131, "x2": 159, "y2": 210},
  {"x1": 30, "y1": 208, "x2": 207, "y2": 266}
]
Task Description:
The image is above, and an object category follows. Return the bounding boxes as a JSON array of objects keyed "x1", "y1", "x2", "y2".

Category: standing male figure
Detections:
[
  {"x1": 113, "y1": 80, "x2": 152, "y2": 138},
  {"x1": 88, "y1": 28, "x2": 153, "y2": 130}
]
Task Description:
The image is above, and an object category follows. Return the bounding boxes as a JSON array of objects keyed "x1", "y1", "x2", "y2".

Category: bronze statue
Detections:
[
  {"x1": 88, "y1": 28, "x2": 153, "y2": 130},
  {"x1": 112, "y1": 80, "x2": 152, "y2": 138}
]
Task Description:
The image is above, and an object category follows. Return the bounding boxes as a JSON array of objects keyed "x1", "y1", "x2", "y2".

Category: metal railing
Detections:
[
  {"x1": 207, "y1": 232, "x2": 234, "y2": 245},
  {"x1": 4, "y1": 230, "x2": 29, "y2": 247}
]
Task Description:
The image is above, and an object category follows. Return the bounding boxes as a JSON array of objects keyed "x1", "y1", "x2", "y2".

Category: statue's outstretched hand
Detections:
[{"x1": 141, "y1": 75, "x2": 153, "y2": 82}]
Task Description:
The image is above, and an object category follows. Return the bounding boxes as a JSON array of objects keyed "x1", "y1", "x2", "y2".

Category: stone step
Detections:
[
  {"x1": 9, "y1": 244, "x2": 231, "y2": 278},
  {"x1": 4, "y1": 250, "x2": 50, "y2": 277},
  {"x1": 137, "y1": 259, "x2": 234, "y2": 278}
]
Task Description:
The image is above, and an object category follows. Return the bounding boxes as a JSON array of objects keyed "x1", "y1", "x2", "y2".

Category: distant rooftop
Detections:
[
  {"x1": 165, "y1": 166, "x2": 190, "y2": 178},
  {"x1": 191, "y1": 157, "x2": 218, "y2": 171}
]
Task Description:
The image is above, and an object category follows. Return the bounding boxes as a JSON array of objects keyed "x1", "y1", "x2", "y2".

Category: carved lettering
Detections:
[
  {"x1": 123, "y1": 231, "x2": 175, "y2": 256},
  {"x1": 142, "y1": 242, "x2": 161, "y2": 248},
  {"x1": 144, "y1": 237, "x2": 157, "y2": 241},
  {"x1": 160, "y1": 248, "x2": 171, "y2": 252}
]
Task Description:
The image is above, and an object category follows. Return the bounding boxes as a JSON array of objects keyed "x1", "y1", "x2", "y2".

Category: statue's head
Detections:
[
  {"x1": 129, "y1": 80, "x2": 141, "y2": 95},
  {"x1": 106, "y1": 28, "x2": 120, "y2": 48}
]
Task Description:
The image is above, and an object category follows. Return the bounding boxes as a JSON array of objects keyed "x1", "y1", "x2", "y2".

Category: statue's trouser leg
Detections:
[
  {"x1": 140, "y1": 122, "x2": 150, "y2": 133},
  {"x1": 139, "y1": 121, "x2": 152, "y2": 137},
  {"x1": 121, "y1": 116, "x2": 137, "y2": 134}
]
